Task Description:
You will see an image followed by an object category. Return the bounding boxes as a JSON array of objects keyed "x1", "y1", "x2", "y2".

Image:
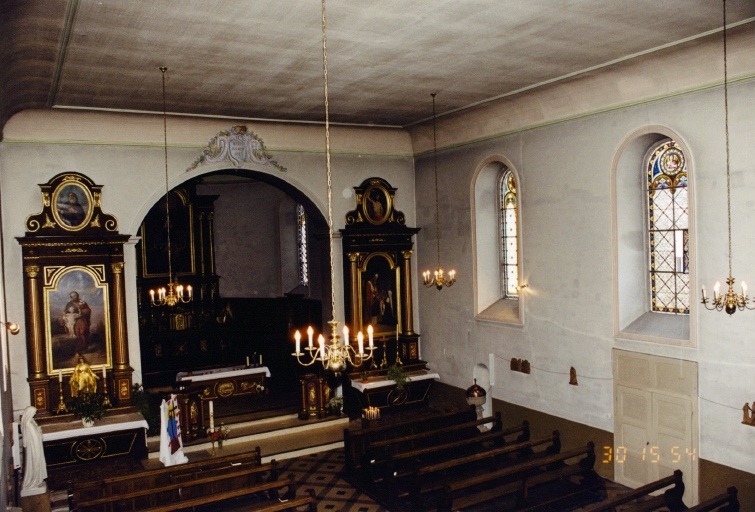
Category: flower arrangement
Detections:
[
  {"x1": 68, "y1": 391, "x2": 106, "y2": 426},
  {"x1": 386, "y1": 364, "x2": 410, "y2": 391},
  {"x1": 207, "y1": 423, "x2": 231, "y2": 447},
  {"x1": 327, "y1": 395, "x2": 344, "y2": 415}
]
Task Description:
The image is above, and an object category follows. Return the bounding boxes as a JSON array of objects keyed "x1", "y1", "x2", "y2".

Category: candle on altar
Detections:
[
  {"x1": 58, "y1": 370, "x2": 62, "y2": 383},
  {"x1": 246, "y1": 355, "x2": 250, "y2": 366},
  {"x1": 209, "y1": 400, "x2": 214, "y2": 431},
  {"x1": 259, "y1": 354, "x2": 262, "y2": 365}
]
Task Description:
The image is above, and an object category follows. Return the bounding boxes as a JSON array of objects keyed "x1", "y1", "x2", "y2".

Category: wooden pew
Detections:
[
  {"x1": 363, "y1": 417, "x2": 529, "y2": 485},
  {"x1": 686, "y1": 487, "x2": 740, "y2": 512},
  {"x1": 343, "y1": 408, "x2": 477, "y2": 472},
  {"x1": 244, "y1": 488, "x2": 319, "y2": 511},
  {"x1": 72, "y1": 468, "x2": 294, "y2": 512},
  {"x1": 393, "y1": 430, "x2": 561, "y2": 504},
  {"x1": 69, "y1": 447, "x2": 263, "y2": 506},
  {"x1": 436, "y1": 441, "x2": 601, "y2": 512},
  {"x1": 581, "y1": 469, "x2": 686, "y2": 512}
]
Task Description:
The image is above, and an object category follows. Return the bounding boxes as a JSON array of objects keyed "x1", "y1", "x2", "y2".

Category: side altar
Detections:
[
  {"x1": 40, "y1": 412, "x2": 148, "y2": 468},
  {"x1": 174, "y1": 364, "x2": 270, "y2": 442}
]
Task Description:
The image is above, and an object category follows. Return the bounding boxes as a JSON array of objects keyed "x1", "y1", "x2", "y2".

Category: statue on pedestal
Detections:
[{"x1": 69, "y1": 354, "x2": 98, "y2": 397}]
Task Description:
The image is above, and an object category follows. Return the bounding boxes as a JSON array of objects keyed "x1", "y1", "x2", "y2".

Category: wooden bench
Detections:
[
  {"x1": 581, "y1": 469, "x2": 686, "y2": 512},
  {"x1": 69, "y1": 447, "x2": 264, "y2": 507},
  {"x1": 394, "y1": 430, "x2": 561, "y2": 501},
  {"x1": 344, "y1": 408, "x2": 477, "y2": 472},
  {"x1": 363, "y1": 417, "x2": 529, "y2": 484},
  {"x1": 687, "y1": 487, "x2": 739, "y2": 512},
  {"x1": 72, "y1": 468, "x2": 293, "y2": 512},
  {"x1": 436, "y1": 441, "x2": 601, "y2": 512}
]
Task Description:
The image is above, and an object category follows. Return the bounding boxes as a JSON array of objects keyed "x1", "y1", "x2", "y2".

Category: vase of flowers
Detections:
[
  {"x1": 207, "y1": 423, "x2": 230, "y2": 450},
  {"x1": 68, "y1": 391, "x2": 106, "y2": 427}
]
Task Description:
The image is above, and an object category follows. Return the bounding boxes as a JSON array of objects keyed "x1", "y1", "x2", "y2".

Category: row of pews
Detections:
[
  {"x1": 344, "y1": 409, "x2": 741, "y2": 512},
  {"x1": 67, "y1": 447, "x2": 318, "y2": 512}
]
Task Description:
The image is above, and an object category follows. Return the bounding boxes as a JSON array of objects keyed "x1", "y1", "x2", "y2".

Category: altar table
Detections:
[
  {"x1": 349, "y1": 371, "x2": 440, "y2": 410},
  {"x1": 41, "y1": 412, "x2": 148, "y2": 467}
]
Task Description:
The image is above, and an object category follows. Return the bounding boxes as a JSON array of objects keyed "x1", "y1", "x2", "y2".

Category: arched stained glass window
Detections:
[
  {"x1": 647, "y1": 140, "x2": 688, "y2": 314},
  {"x1": 499, "y1": 170, "x2": 519, "y2": 298},
  {"x1": 296, "y1": 204, "x2": 309, "y2": 286}
]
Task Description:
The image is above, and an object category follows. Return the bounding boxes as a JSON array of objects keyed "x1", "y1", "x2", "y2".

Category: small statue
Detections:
[
  {"x1": 20, "y1": 406, "x2": 47, "y2": 496},
  {"x1": 69, "y1": 354, "x2": 98, "y2": 397}
]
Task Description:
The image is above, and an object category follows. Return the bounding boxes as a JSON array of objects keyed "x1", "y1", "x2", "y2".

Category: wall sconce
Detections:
[{"x1": 2, "y1": 321, "x2": 19, "y2": 335}]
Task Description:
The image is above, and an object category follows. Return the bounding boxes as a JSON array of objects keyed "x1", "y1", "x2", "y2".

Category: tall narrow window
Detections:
[
  {"x1": 296, "y1": 204, "x2": 309, "y2": 286},
  {"x1": 499, "y1": 170, "x2": 519, "y2": 298},
  {"x1": 647, "y1": 140, "x2": 688, "y2": 314}
]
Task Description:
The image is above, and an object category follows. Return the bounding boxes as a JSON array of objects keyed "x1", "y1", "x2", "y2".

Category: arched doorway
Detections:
[{"x1": 134, "y1": 168, "x2": 331, "y2": 417}]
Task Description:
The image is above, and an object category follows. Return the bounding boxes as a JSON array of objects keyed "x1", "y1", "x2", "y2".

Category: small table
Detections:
[{"x1": 41, "y1": 412, "x2": 148, "y2": 467}]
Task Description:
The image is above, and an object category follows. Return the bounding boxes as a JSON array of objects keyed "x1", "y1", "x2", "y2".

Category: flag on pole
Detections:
[{"x1": 159, "y1": 395, "x2": 188, "y2": 466}]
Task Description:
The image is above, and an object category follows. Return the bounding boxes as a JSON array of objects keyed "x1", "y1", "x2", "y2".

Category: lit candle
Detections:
[
  {"x1": 357, "y1": 331, "x2": 364, "y2": 355},
  {"x1": 343, "y1": 326, "x2": 349, "y2": 346},
  {"x1": 177, "y1": 285, "x2": 183, "y2": 298},
  {"x1": 294, "y1": 331, "x2": 301, "y2": 354},
  {"x1": 742, "y1": 281, "x2": 748, "y2": 296},
  {"x1": 318, "y1": 334, "x2": 325, "y2": 359},
  {"x1": 187, "y1": 285, "x2": 193, "y2": 299},
  {"x1": 209, "y1": 400, "x2": 214, "y2": 431},
  {"x1": 367, "y1": 325, "x2": 373, "y2": 349},
  {"x1": 714, "y1": 281, "x2": 721, "y2": 299},
  {"x1": 307, "y1": 326, "x2": 314, "y2": 349},
  {"x1": 149, "y1": 289, "x2": 155, "y2": 303}
]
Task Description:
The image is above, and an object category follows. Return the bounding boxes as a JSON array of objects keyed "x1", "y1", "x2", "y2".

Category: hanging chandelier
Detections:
[
  {"x1": 422, "y1": 93, "x2": 456, "y2": 290},
  {"x1": 701, "y1": 0, "x2": 752, "y2": 315},
  {"x1": 150, "y1": 66, "x2": 192, "y2": 307},
  {"x1": 291, "y1": 0, "x2": 374, "y2": 372}
]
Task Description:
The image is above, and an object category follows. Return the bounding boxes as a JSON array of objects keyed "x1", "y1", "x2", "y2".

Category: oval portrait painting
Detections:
[{"x1": 52, "y1": 182, "x2": 93, "y2": 231}]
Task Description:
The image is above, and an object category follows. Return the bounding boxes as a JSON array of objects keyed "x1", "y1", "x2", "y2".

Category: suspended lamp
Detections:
[
  {"x1": 150, "y1": 67, "x2": 192, "y2": 307},
  {"x1": 422, "y1": 93, "x2": 456, "y2": 290},
  {"x1": 291, "y1": 0, "x2": 375, "y2": 373},
  {"x1": 700, "y1": 0, "x2": 753, "y2": 315}
]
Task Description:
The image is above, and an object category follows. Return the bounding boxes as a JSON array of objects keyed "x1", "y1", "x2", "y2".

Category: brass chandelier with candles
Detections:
[
  {"x1": 150, "y1": 67, "x2": 193, "y2": 307},
  {"x1": 291, "y1": 0, "x2": 375, "y2": 373}
]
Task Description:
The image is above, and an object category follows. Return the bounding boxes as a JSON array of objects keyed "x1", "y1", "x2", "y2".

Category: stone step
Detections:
[{"x1": 146, "y1": 413, "x2": 351, "y2": 464}]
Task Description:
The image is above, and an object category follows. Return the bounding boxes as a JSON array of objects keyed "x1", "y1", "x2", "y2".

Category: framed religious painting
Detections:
[
  {"x1": 51, "y1": 180, "x2": 94, "y2": 231},
  {"x1": 357, "y1": 253, "x2": 401, "y2": 339},
  {"x1": 361, "y1": 181, "x2": 392, "y2": 226},
  {"x1": 44, "y1": 265, "x2": 112, "y2": 375},
  {"x1": 138, "y1": 188, "x2": 196, "y2": 277}
]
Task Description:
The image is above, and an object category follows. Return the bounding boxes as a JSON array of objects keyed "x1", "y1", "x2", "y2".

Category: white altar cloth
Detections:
[
  {"x1": 176, "y1": 365, "x2": 270, "y2": 383},
  {"x1": 350, "y1": 372, "x2": 440, "y2": 393},
  {"x1": 41, "y1": 412, "x2": 149, "y2": 442}
]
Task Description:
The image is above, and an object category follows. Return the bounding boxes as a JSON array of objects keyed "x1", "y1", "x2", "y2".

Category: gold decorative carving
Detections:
[{"x1": 216, "y1": 381, "x2": 236, "y2": 398}]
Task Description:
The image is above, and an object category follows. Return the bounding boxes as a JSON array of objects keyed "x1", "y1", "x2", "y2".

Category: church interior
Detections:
[{"x1": 1, "y1": 0, "x2": 755, "y2": 510}]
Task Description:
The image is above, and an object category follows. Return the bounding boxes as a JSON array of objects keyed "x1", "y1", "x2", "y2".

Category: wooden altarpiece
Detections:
[
  {"x1": 17, "y1": 172, "x2": 134, "y2": 417},
  {"x1": 340, "y1": 177, "x2": 422, "y2": 366}
]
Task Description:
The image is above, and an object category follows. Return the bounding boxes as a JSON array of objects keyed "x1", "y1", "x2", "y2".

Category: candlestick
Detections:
[
  {"x1": 101, "y1": 367, "x2": 111, "y2": 407},
  {"x1": 55, "y1": 373, "x2": 67, "y2": 414},
  {"x1": 209, "y1": 400, "x2": 214, "y2": 431},
  {"x1": 246, "y1": 355, "x2": 250, "y2": 366},
  {"x1": 102, "y1": 366, "x2": 106, "y2": 379},
  {"x1": 58, "y1": 369, "x2": 62, "y2": 383}
]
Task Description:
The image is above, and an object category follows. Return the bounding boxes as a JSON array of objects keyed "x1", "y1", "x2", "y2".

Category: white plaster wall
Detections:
[
  {"x1": 414, "y1": 78, "x2": 755, "y2": 476},
  {"x1": 0, "y1": 111, "x2": 416, "y2": 419}
]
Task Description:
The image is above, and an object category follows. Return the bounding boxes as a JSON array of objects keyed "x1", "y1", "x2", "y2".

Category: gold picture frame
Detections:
[
  {"x1": 44, "y1": 265, "x2": 112, "y2": 375},
  {"x1": 356, "y1": 252, "x2": 401, "y2": 339},
  {"x1": 51, "y1": 179, "x2": 94, "y2": 231},
  {"x1": 361, "y1": 182, "x2": 392, "y2": 226}
]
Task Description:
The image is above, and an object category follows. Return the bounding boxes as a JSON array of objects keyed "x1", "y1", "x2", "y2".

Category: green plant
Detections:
[
  {"x1": 386, "y1": 364, "x2": 410, "y2": 391},
  {"x1": 68, "y1": 391, "x2": 106, "y2": 423},
  {"x1": 327, "y1": 395, "x2": 344, "y2": 414},
  {"x1": 132, "y1": 383, "x2": 160, "y2": 435}
]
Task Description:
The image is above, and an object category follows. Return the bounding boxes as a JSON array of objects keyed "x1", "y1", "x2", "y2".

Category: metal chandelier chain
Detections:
[
  {"x1": 722, "y1": 0, "x2": 732, "y2": 278},
  {"x1": 321, "y1": 0, "x2": 336, "y2": 319},
  {"x1": 160, "y1": 66, "x2": 173, "y2": 284},
  {"x1": 432, "y1": 93, "x2": 441, "y2": 268}
]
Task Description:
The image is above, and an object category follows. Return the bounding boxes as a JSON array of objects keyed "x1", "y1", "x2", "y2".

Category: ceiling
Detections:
[{"x1": 2, "y1": 0, "x2": 755, "y2": 138}]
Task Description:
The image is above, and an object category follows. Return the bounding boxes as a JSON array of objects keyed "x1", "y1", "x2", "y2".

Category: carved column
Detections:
[
  {"x1": 24, "y1": 265, "x2": 49, "y2": 413},
  {"x1": 347, "y1": 253, "x2": 360, "y2": 327},
  {"x1": 401, "y1": 250, "x2": 415, "y2": 335},
  {"x1": 110, "y1": 261, "x2": 133, "y2": 405}
]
